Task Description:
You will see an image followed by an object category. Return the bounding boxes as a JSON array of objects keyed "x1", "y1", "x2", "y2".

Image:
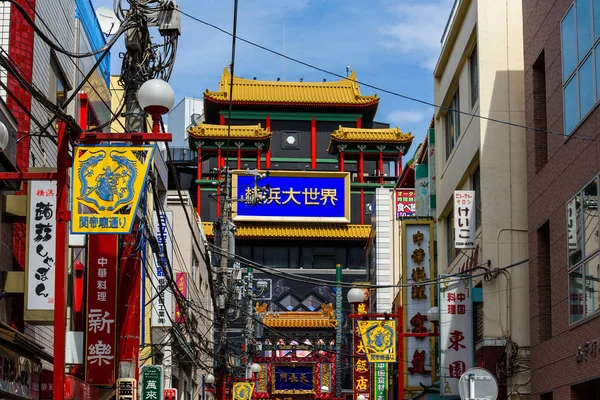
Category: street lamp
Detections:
[
  {"x1": 250, "y1": 363, "x2": 262, "y2": 373},
  {"x1": 427, "y1": 306, "x2": 440, "y2": 323},
  {"x1": 0, "y1": 121, "x2": 8, "y2": 152},
  {"x1": 137, "y1": 78, "x2": 175, "y2": 134},
  {"x1": 357, "y1": 395, "x2": 366, "y2": 400},
  {"x1": 347, "y1": 287, "x2": 366, "y2": 304},
  {"x1": 320, "y1": 386, "x2": 329, "y2": 392},
  {"x1": 205, "y1": 374, "x2": 216, "y2": 385}
]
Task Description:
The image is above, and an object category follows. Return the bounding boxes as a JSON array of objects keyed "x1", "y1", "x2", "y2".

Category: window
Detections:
[
  {"x1": 561, "y1": 0, "x2": 600, "y2": 134},
  {"x1": 533, "y1": 51, "x2": 548, "y2": 171},
  {"x1": 470, "y1": 45, "x2": 479, "y2": 108},
  {"x1": 49, "y1": 58, "x2": 66, "y2": 107},
  {"x1": 446, "y1": 212, "x2": 456, "y2": 264},
  {"x1": 537, "y1": 222, "x2": 552, "y2": 341},
  {"x1": 567, "y1": 178, "x2": 600, "y2": 324},
  {"x1": 445, "y1": 90, "x2": 460, "y2": 158},
  {"x1": 472, "y1": 167, "x2": 481, "y2": 227}
]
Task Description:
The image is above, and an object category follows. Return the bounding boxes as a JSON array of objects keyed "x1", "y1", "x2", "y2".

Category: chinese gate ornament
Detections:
[
  {"x1": 358, "y1": 320, "x2": 397, "y2": 363},
  {"x1": 233, "y1": 382, "x2": 254, "y2": 400},
  {"x1": 71, "y1": 145, "x2": 154, "y2": 234}
]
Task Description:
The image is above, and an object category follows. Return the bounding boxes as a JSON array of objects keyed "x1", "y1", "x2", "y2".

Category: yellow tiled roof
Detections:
[
  {"x1": 327, "y1": 126, "x2": 414, "y2": 153},
  {"x1": 204, "y1": 67, "x2": 379, "y2": 107},
  {"x1": 262, "y1": 311, "x2": 337, "y2": 329},
  {"x1": 202, "y1": 222, "x2": 371, "y2": 241},
  {"x1": 188, "y1": 123, "x2": 271, "y2": 140}
]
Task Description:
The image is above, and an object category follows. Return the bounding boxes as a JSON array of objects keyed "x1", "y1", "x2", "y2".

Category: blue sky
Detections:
[{"x1": 93, "y1": 0, "x2": 454, "y2": 153}]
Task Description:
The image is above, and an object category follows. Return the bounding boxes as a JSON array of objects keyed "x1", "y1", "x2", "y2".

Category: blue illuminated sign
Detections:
[
  {"x1": 232, "y1": 171, "x2": 350, "y2": 223},
  {"x1": 272, "y1": 365, "x2": 314, "y2": 393}
]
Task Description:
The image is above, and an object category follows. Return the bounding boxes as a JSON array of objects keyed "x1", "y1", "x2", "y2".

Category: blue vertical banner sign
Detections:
[{"x1": 231, "y1": 171, "x2": 350, "y2": 223}]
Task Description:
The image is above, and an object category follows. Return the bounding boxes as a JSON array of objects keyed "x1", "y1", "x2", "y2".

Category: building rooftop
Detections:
[
  {"x1": 202, "y1": 222, "x2": 371, "y2": 241},
  {"x1": 327, "y1": 126, "x2": 413, "y2": 154}
]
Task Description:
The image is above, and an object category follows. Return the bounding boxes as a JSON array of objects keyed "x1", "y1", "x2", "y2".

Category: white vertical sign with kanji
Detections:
[
  {"x1": 453, "y1": 190, "x2": 476, "y2": 249},
  {"x1": 151, "y1": 210, "x2": 174, "y2": 327},
  {"x1": 439, "y1": 275, "x2": 473, "y2": 397},
  {"x1": 26, "y1": 180, "x2": 57, "y2": 311}
]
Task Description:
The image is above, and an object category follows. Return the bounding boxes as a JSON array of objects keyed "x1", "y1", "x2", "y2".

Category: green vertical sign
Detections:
[
  {"x1": 374, "y1": 363, "x2": 387, "y2": 400},
  {"x1": 141, "y1": 365, "x2": 164, "y2": 400}
]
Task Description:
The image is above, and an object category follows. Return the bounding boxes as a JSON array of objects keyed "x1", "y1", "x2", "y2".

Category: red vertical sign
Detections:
[
  {"x1": 353, "y1": 289, "x2": 371, "y2": 400},
  {"x1": 175, "y1": 272, "x2": 187, "y2": 322},
  {"x1": 85, "y1": 235, "x2": 118, "y2": 386}
]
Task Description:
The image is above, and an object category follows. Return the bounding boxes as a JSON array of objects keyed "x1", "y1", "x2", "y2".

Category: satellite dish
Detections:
[
  {"x1": 458, "y1": 368, "x2": 498, "y2": 400},
  {"x1": 95, "y1": 7, "x2": 121, "y2": 36},
  {"x1": 190, "y1": 113, "x2": 203, "y2": 126}
]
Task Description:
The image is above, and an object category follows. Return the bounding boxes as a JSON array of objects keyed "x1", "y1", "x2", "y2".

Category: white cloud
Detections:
[
  {"x1": 387, "y1": 109, "x2": 426, "y2": 126},
  {"x1": 379, "y1": 0, "x2": 454, "y2": 69}
]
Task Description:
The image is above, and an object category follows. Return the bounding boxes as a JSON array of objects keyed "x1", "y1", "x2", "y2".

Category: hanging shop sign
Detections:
[
  {"x1": 151, "y1": 211, "x2": 174, "y2": 327},
  {"x1": 353, "y1": 289, "x2": 371, "y2": 400},
  {"x1": 71, "y1": 145, "x2": 154, "y2": 234},
  {"x1": 0, "y1": 344, "x2": 41, "y2": 400},
  {"x1": 358, "y1": 320, "x2": 397, "y2": 362},
  {"x1": 401, "y1": 220, "x2": 434, "y2": 390},
  {"x1": 140, "y1": 366, "x2": 163, "y2": 400},
  {"x1": 25, "y1": 180, "x2": 57, "y2": 318},
  {"x1": 85, "y1": 235, "x2": 118, "y2": 386},
  {"x1": 374, "y1": 363, "x2": 388, "y2": 400},
  {"x1": 439, "y1": 275, "x2": 474, "y2": 397},
  {"x1": 233, "y1": 382, "x2": 254, "y2": 400},
  {"x1": 164, "y1": 388, "x2": 177, "y2": 400},
  {"x1": 453, "y1": 190, "x2": 476, "y2": 249},
  {"x1": 395, "y1": 189, "x2": 415, "y2": 219},
  {"x1": 175, "y1": 272, "x2": 187, "y2": 323},
  {"x1": 272, "y1": 364, "x2": 315, "y2": 394},
  {"x1": 232, "y1": 171, "x2": 350, "y2": 223}
]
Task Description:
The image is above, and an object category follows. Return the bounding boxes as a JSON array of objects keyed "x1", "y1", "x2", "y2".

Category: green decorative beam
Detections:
[
  {"x1": 219, "y1": 110, "x2": 362, "y2": 122},
  {"x1": 196, "y1": 179, "x2": 221, "y2": 186},
  {"x1": 351, "y1": 182, "x2": 395, "y2": 189}
]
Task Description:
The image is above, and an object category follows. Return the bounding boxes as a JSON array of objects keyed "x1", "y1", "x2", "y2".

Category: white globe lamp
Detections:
[
  {"x1": 347, "y1": 287, "x2": 366, "y2": 304},
  {"x1": 427, "y1": 306, "x2": 440, "y2": 323},
  {"x1": 357, "y1": 395, "x2": 366, "y2": 400},
  {"x1": 0, "y1": 121, "x2": 8, "y2": 152},
  {"x1": 250, "y1": 363, "x2": 262, "y2": 373},
  {"x1": 137, "y1": 79, "x2": 175, "y2": 133},
  {"x1": 205, "y1": 374, "x2": 215, "y2": 384},
  {"x1": 321, "y1": 386, "x2": 329, "y2": 392}
]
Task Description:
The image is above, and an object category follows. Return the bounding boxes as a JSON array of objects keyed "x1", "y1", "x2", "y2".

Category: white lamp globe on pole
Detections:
[
  {"x1": 357, "y1": 395, "x2": 366, "y2": 400},
  {"x1": 250, "y1": 363, "x2": 262, "y2": 373},
  {"x1": 347, "y1": 287, "x2": 366, "y2": 304},
  {"x1": 205, "y1": 374, "x2": 215, "y2": 385},
  {"x1": 321, "y1": 386, "x2": 329, "y2": 392},
  {"x1": 427, "y1": 306, "x2": 440, "y2": 323},
  {"x1": 137, "y1": 78, "x2": 175, "y2": 134},
  {"x1": 0, "y1": 121, "x2": 9, "y2": 152}
]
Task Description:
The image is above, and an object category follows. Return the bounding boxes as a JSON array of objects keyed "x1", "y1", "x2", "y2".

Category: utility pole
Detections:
[{"x1": 245, "y1": 263, "x2": 254, "y2": 379}]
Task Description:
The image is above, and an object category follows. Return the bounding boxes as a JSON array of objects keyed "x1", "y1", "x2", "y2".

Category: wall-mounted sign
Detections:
[
  {"x1": 353, "y1": 290, "x2": 371, "y2": 400},
  {"x1": 439, "y1": 275, "x2": 473, "y2": 397},
  {"x1": 396, "y1": 189, "x2": 415, "y2": 219},
  {"x1": 272, "y1": 365, "x2": 315, "y2": 393},
  {"x1": 453, "y1": 190, "x2": 476, "y2": 249},
  {"x1": 175, "y1": 272, "x2": 187, "y2": 323},
  {"x1": 85, "y1": 235, "x2": 118, "y2": 386},
  {"x1": 164, "y1": 388, "x2": 178, "y2": 400},
  {"x1": 233, "y1": 382, "x2": 254, "y2": 400},
  {"x1": 402, "y1": 221, "x2": 434, "y2": 390},
  {"x1": 358, "y1": 320, "x2": 397, "y2": 362},
  {"x1": 26, "y1": 180, "x2": 57, "y2": 314},
  {"x1": 151, "y1": 211, "x2": 174, "y2": 327},
  {"x1": 232, "y1": 171, "x2": 350, "y2": 223},
  {"x1": 71, "y1": 145, "x2": 154, "y2": 234},
  {"x1": 256, "y1": 363, "x2": 268, "y2": 393},
  {"x1": 0, "y1": 345, "x2": 41, "y2": 399},
  {"x1": 140, "y1": 366, "x2": 163, "y2": 400},
  {"x1": 374, "y1": 363, "x2": 388, "y2": 400}
]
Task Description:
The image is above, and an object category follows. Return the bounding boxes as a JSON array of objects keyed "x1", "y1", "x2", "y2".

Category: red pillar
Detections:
[
  {"x1": 397, "y1": 152, "x2": 403, "y2": 177},
  {"x1": 311, "y1": 117, "x2": 317, "y2": 169},
  {"x1": 220, "y1": 114, "x2": 225, "y2": 125},
  {"x1": 379, "y1": 150, "x2": 384, "y2": 184},
  {"x1": 54, "y1": 122, "x2": 68, "y2": 400},
  {"x1": 398, "y1": 306, "x2": 404, "y2": 400},
  {"x1": 256, "y1": 146, "x2": 262, "y2": 170},
  {"x1": 359, "y1": 147, "x2": 365, "y2": 225},
  {"x1": 197, "y1": 148, "x2": 202, "y2": 216},
  {"x1": 338, "y1": 150, "x2": 344, "y2": 172},
  {"x1": 266, "y1": 116, "x2": 271, "y2": 169},
  {"x1": 356, "y1": 117, "x2": 362, "y2": 128},
  {"x1": 237, "y1": 145, "x2": 242, "y2": 170}
]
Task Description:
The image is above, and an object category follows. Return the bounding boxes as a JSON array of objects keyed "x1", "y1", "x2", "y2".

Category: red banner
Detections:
[
  {"x1": 85, "y1": 235, "x2": 118, "y2": 386},
  {"x1": 175, "y1": 272, "x2": 187, "y2": 322},
  {"x1": 353, "y1": 289, "x2": 370, "y2": 400}
]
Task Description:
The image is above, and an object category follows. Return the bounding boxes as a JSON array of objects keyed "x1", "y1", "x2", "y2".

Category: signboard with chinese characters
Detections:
[
  {"x1": 85, "y1": 235, "x2": 118, "y2": 386},
  {"x1": 175, "y1": 272, "x2": 187, "y2": 323},
  {"x1": 71, "y1": 145, "x2": 154, "y2": 234},
  {"x1": 396, "y1": 189, "x2": 415, "y2": 219},
  {"x1": 352, "y1": 288, "x2": 371, "y2": 400},
  {"x1": 402, "y1": 221, "x2": 434, "y2": 390},
  {"x1": 232, "y1": 171, "x2": 350, "y2": 223},
  {"x1": 0, "y1": 344, "x2": 41, "y2": 399},
  {"x1": 358, "y1": 320, "x2": 397, "y2": 362},
  {"x1": 151, "y1": 211, "x2": 174, "y2": 327},
  {"x1": 233, "y1": 382, "x2": 254, "y2": 400},
  {"x1": 140, "y1": 366, "x2": 163, "y2": 400},
  {"x1": 453, "y1": 190, "x2": 476, "y2": 249},
  {"x1": 25, "y1": 180, "x2": 57, "y2": 315},
  {"x1": 272, "y1": 364, "x2": 315, "y2": 394},
  {"x1": 567, "y1": 198, "x2": 578, "y2": 250},
  {"x1": 164, "y1": 388, "x2": 178, "y2": 400},
  {"x1": 320, "y1": 363, "x2": 332, "y2": 392},
  {"x1": 439, "y1": 275, "x2": 473, "y2": 397},
  {"x1": 256, "y1": 363, "x2": 268, "y2": 393},
  {"x1": 374, "y1": 363, "x2": 387, "y2": 400}
]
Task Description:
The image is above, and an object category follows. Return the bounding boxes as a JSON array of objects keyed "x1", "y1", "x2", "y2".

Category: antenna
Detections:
[
  {"x1": 458, "y1": 368, "x2": 498, "y2": 400},
  {"x1": 96, "y1": 7, "x2": 121, "y2": 36},
  {"x1": 283, "y1": 19, "x2": 286, "y2": 81},
  {"x1": 190, "y1": 113, "x2": 202, "y2": 126}
]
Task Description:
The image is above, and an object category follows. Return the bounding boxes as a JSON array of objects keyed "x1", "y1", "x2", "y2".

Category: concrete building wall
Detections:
[
  {"x1": 168, "y1": 97, "x2": 204, "y2": 148},
  {"x1": 434, "y1": 0, "x2": 529, "y2": 397}
]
